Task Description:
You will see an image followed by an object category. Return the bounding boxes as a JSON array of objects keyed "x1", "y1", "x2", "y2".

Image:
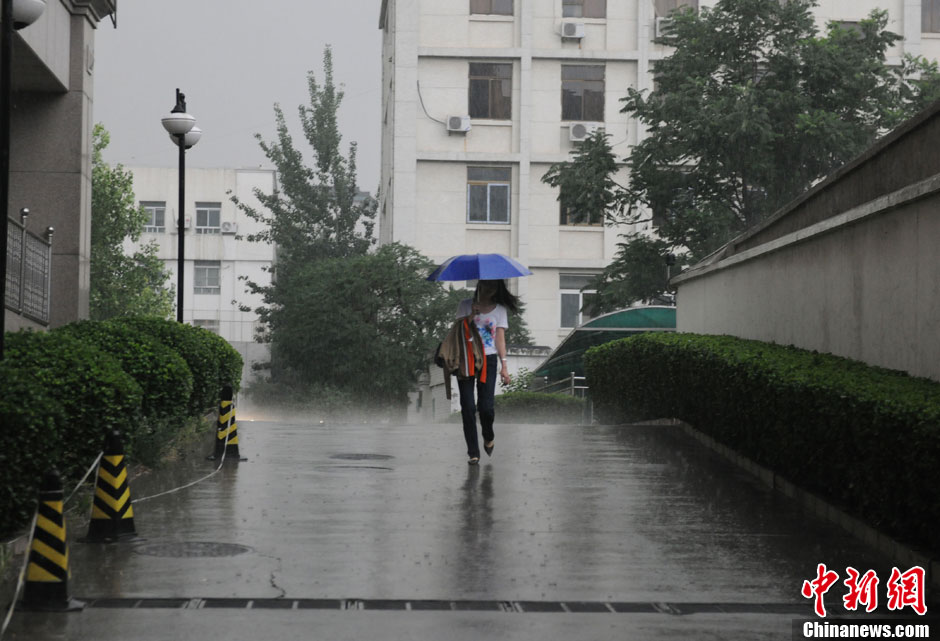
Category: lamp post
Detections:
[
  {"x1": 1, "y1": 0, "x2": 46, "y2": 359},
  {"x1": 161, "y1": 89, "x2": 201, "y2": 323}
]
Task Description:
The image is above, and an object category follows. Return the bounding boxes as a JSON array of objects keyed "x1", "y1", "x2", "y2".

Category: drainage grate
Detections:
[
  {"x1": 81, "y1": 598, "x2": 812, "y2": 615},
  {"x1": 134, "y1": 542, "x2": 253, "y2": 558}
]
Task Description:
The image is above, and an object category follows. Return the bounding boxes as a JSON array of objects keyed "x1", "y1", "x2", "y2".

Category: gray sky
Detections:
[{"x1": 93, "y1": 1, "x2": 383, "y2": 191}]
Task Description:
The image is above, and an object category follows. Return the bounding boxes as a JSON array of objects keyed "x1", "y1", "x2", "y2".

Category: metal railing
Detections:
[
  {"x1": 5, "y1": 210, "x2": 53, "y2": 325},
  {"x1": 532, "y1": 371, "x2": 589, "y2": 398}
]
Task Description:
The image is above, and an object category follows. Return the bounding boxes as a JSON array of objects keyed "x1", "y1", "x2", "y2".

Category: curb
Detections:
[{"x1": 671, "y1": 420, "x2": 940, "y2": 595}]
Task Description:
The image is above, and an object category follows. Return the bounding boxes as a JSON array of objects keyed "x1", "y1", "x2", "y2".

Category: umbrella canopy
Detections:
[{"x1": 426, "y1": 253, "x2": 533, "y2": 282}]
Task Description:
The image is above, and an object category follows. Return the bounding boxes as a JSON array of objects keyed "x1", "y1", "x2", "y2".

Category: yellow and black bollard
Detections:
[
  {"x1": 85, "y1": 430, "x2": 137, "y2": 542},
  {"x1": 19, "y1": 469, "x2": 84, "y2": 612},
  {"x1": 210, "y1": 385, "x2": 243, "y2": 461}
]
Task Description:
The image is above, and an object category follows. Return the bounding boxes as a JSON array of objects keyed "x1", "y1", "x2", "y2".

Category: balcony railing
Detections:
[{"x1": 5, "y1": 212, "x2": 53, "y2": 326}]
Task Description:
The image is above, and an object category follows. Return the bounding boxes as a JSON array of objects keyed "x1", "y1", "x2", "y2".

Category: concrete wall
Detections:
[
  {"x1": 7, "y1": 1, "x2": 115, "y2": 330},
  {"x1": 674, "y1": 102, "x2": 940, "y2": 382}
]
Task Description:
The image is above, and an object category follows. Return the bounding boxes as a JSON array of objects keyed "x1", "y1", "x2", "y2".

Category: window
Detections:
[
  {"x1": 559, "y1": 187, "x2": 603, "y2": 226},
  {"x1": 470, "y1": 0, "x2": 512, "y2": 15},
  {"x1": 469, "y1": 63, "x2": 512, "y2": 120},
  {"x1": 562, "y1": 65, "x2": 605, "y2": 122},
  {"x1": 560, "y1": 273, "x2": 597, "y2": 328},
  {"x1": 467, "y1": 166, "x2": 511, "y2": 223},
  {"x1": 195, "y1": 202, "x2": 221, "y2": 234},
  {"x1": 194, "y1": 261, "x2": 221, "y2": 295},
  {"x1": 655, "y1": 0, "x2": 697, "y2": 17},
  {"x1": 141, "y1": 201, "x2": 166, "y2": 233},
  {"x1": 562, "y1": 0, "x2": 606, "y2": 18},
  {"x1": 925, "y1": 0, "x2": 940, "y2": 32},
  {"x1": 193, "y1": 319, "x2": 220, "y2": 334}
]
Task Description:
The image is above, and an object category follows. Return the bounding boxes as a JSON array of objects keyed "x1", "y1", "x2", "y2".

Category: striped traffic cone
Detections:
[
  {"x1": 85, "y1": 431, "x2": 136, "y2": 542},
  {"x1": 209, "y1": 385, "x2": 242, "y2": 461},
  {"x1": 19, "y1": 469, "x2": 84, "y2": 612}
]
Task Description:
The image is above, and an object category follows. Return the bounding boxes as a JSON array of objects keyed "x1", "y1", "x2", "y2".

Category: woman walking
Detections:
[{"x1": 456, "y1": 279, "x2": 518, "y2": 465}]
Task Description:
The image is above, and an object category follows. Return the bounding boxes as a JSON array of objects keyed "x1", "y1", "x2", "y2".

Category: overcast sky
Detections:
[{"x1": 93, "y1": 1, "x2": 384, "y2": 191}]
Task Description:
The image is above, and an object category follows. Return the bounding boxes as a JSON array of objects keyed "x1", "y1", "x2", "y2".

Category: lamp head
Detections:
[{"x1": 10, "y1": 0, "x2": 46, "y2": 30}]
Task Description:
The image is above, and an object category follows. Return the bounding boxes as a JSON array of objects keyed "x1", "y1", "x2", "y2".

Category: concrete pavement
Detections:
[{"x1": 4, "y1": 414, "x2": 914, "y2": 640}]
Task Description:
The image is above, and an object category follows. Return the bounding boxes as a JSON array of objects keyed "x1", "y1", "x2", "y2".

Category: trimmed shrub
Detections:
[
  {"x1": 2, "y1": 330, "x2": 143, "y2": 535},
  {"x1": 584, "y1": 333, "x2": 940, "y2": 554},
  {"x1": 495, "y1": 391, "x2": 586, "y2": 424},
  {"x1": 199, "y1": 328, "x2": 243, "y2": 393},
  {"x1": 112, "y1": 317, "x2": 233, "y2": 413},
  {"x1": 0, "y1": 362, "x2": 64, "y2": 534},
  {"x1": 54, "y1": 320, "x2": 194, "y2": 423}
]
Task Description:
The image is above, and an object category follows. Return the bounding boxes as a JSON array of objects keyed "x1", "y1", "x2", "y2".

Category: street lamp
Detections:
[
  {"x1": 1, "y1": 0, "x2": 46, "y2": 359},
  {"x1": 161, "y1": 89, "x2": 201, "y2": 323}
]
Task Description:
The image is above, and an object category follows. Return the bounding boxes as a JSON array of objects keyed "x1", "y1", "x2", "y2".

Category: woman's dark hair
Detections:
[{"x1": 475, "y1": 279, "x2": 520, "y2": 314}]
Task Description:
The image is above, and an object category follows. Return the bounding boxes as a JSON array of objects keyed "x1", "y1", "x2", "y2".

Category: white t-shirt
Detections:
[{"x1": 456, "y1": 299, "x2": 508, "y2": 355}]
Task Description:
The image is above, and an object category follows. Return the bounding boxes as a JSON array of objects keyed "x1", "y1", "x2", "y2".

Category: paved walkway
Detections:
[{"x1": 5, "y1": 413, "x2": 907, "y2": 640}]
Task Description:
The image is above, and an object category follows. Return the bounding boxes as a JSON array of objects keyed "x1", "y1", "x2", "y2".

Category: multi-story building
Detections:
[
  {"x1": 377, "y1": 0, "x2": 940, "y2": 350},
  {"x1": 124, "y1": 167, "x2": 276, "y2": 384},
  {"x1": 4, "y1": 0, "x2": 117, "y2": 333}
]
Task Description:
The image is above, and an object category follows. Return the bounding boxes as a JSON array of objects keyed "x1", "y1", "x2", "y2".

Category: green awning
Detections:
[{"x1": 533, "y1": 306, "x2": 676, "y2": 384}]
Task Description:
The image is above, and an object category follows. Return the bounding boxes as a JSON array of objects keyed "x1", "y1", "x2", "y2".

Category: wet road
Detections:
[{"x1": 7, "y1": 415, "x2": 903, "y2": 640}]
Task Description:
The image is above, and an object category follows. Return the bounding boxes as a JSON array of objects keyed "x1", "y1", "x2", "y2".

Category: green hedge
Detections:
[
  {"x1": 112, "y1": 317, "x2": 241, "y2": 414},
  {"x1": 495, "y1": 391, "x2": 586, "y2": 424},
  {"x1": 4, "y1": 331, "x2": 144, "y2": 478},
  {"x1": 0, "y1": 362, "x2": 65, "y2": 527},
  {"x1": 0, "y1": 319, "x2": 243, "y2": 538},
  {"x1": 55, "y1": 320, "x2": 194, "y2": 423},
  {"x1": 584, "y1": 333, "x2": 940, "y2": 554}
]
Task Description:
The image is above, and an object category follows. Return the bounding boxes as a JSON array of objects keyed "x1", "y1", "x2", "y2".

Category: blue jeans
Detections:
[{"x1": 457, "y1": 354, "x2": 498, "y2": 459}]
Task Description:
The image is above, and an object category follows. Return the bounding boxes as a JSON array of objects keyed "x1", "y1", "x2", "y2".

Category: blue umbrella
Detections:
[{"x1": 426, "y1": 253, "x2": 533, "y2": 282}]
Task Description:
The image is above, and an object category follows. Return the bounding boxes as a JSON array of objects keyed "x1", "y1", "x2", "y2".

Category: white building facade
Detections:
[
  {"x1": 378, "y1": 0, "x2": 940, "y2": 350},
  {"x1": 124, "y1": 167, "x2": 276, "y2": 385}
]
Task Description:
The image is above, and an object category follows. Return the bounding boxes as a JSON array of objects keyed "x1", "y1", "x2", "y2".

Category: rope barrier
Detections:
[
  {"x1": 132, "y1": 424, "x2": 230, "y2": 504},
  {"x1": 0, "y1": 513, "x2": 36, "y2": 640},
  {"x1": 1, "y1": 410, "x2": 236, "y2": 639}
]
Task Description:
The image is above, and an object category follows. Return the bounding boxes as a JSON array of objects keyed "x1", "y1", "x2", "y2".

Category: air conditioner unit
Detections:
[
  {"x1": 221, "y1": 221, "x2": 238, "y2": 234},
  {"x1": 170, "y1": 216, "x2": 191, "y2": 233},
  {"x1": 446, "y1": 115, "x2": 471, "y2": 133},
  {"x1": 569, "y1": 122, "x2": 600, "y2": 142},
  {"x1": 655, "y1": 17, "x2": 671, "y2": 38},
  {"x1": 561, "y1": 21, "x2": 585, "y2": 39}
]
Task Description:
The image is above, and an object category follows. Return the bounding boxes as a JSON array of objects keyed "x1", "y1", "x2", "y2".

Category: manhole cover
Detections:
[
  {"x1": 330, "y1": 453, "x2": 394, "y2": 461},
  {"x1": 134, "y1": 542, "x2": 253, "y2": 558}
]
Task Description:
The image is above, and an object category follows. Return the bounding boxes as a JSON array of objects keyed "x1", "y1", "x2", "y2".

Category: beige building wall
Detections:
[
  {"x1": 379, "y1": 0, "x2": 940, "y2": 353},
  {"x1": 124, "y1": 167, "x2": 276, "y2": 385}
]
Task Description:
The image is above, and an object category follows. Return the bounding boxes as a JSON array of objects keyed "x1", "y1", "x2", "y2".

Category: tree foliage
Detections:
[
  {"x1": 90, "y1": 124, "x2": 174, "y2": 320},
  {"x1": 236, "y1": 47, "x2": 501, "y2": 409},
  {"x1": 543, "y1": 0, "x2": 940, "y2": 311}
]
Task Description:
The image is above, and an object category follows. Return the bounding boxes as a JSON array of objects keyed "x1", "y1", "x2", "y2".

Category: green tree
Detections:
[
  {"x1": 543, "y1": 0, "x2": 940, "y2": 310},
  {"x1": 235, "y1": 47, "x2": 516, "y2": 408},
  {"x1": 90, "y1": 124, "x2": 174, "y2": 320}
]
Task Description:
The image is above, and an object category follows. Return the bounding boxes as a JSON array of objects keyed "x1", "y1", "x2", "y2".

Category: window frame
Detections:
[
  {"x1": 193, "y1": 260, "x2": 221, "y2": 295},
  {"x1": 925, "y1": 0, "x2": 940, "y2": 33},
  {"x1": 468, "y1": 62, "x2": 513, "y2": 120},
  {"x1": 561, "y1": 64, "x2": 605, "y2": 122},
  {"x1": 193, "y1": 319, "x2": 220, "y2": 334},
  {"x1": 470, "y1": 0, "x2": 513, "y2": 16},
  {"x1": 467, "y1": 166, "x2": 512, "y2": 225},
  {"x1": 141, "y1": 201, "x2": 166, "y2": 233},
  {"x1": 562, "y1": 0, "x2": 607, "y2": 19},
  {"x1": 195, "y1": 202, "x2": 222, "y2": 235},
  {"x1": 654, "y1": 0, "x2": 698, "y2": 18},
  {"x1": 559, "y1": 273, "x2": 598, "y2": 329}
]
